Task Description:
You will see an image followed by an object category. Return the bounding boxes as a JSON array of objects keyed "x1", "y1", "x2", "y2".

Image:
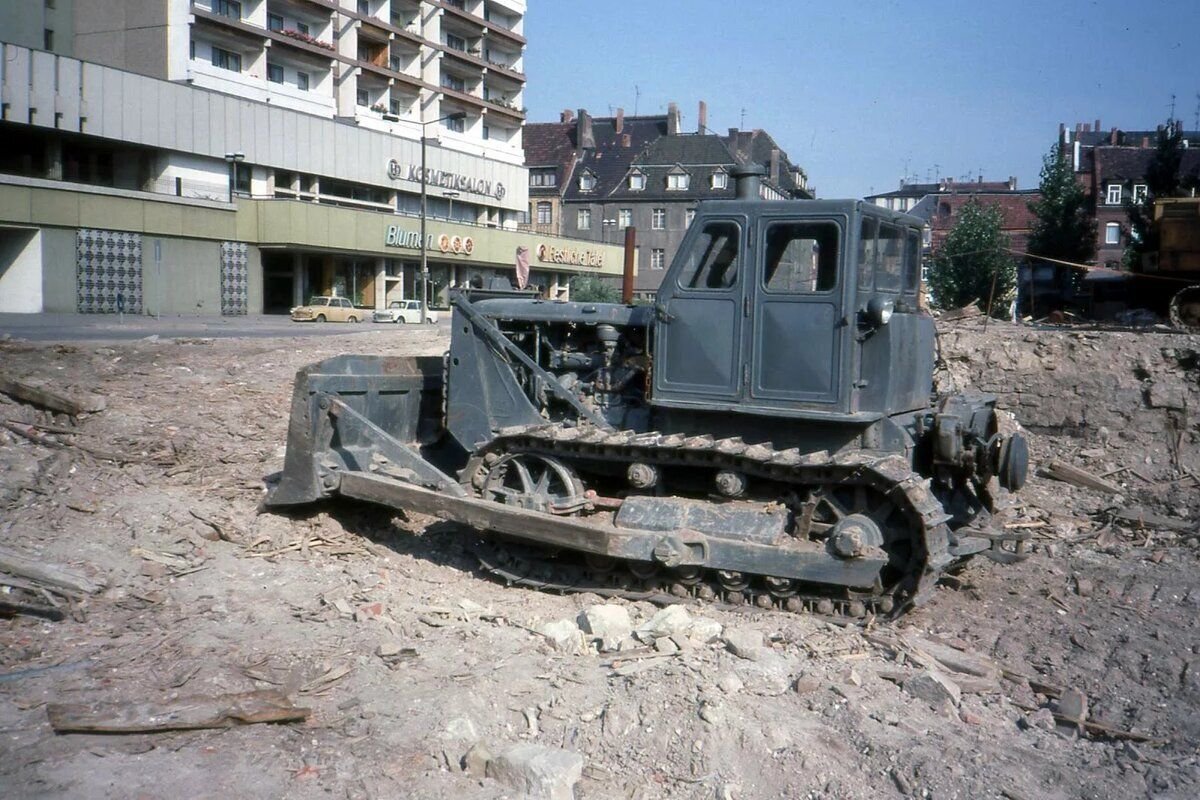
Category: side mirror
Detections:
[{"x1": 864, "y1": 296, "x2": 894, "y2": 328}]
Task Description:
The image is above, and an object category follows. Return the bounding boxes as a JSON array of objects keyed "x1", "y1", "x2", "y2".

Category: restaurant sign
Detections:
[
  {"x1": 536, "y1": 242, "x2": 604, "y2": 268},
  {"x1": 387, "y1": 159, "x2": 506, "y2": 200}
]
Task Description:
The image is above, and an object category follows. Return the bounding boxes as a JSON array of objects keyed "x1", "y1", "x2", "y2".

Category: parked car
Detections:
[
  {"x1": 291, "y1": 296, "x2": 361, "y2": 323},
  {"x1": 372, "y1": 300, "x2": 439, "y2": 324}
]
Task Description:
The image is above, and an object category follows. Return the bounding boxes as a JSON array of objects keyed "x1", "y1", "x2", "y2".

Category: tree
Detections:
[
  {"x1": 1124, "y1": 118, "x2": 1199, "y2": 268},
  {"x1": 927, "y1": 200, "x2": 1016, "y2": 314},
  {"x1": 1027, "y1": 143, "x2": 1095, "y2": 265},
  {"x1": 568, "y1": 274, "x2": 621, "y2": 303}
]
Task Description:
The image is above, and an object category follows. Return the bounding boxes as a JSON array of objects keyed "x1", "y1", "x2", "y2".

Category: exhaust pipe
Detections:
[{"x1": 733, "y1": 164, "x2": 767, "y2": 200}]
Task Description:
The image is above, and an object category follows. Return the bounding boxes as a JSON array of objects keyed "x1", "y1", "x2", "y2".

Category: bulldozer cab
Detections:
[{"x1": 651, "y1": 195, "x2": 929, "y2": 421}]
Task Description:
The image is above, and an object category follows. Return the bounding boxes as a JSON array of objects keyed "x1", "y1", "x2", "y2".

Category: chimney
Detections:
[
  {"x1": 1142, "y1": 135, "x2": 1150, "y2": 148},
  {"x1": 1008, "y1": 176, "x2": 1017, "y2": 190},
  {"x1": 1110, "y1": 127, "x2": 1118, "y2": 145},
  {"x1": 560, "y1": 109, "x2": 574, "y2": 124},
  {"x1": 577, "y1": 109, "x2": 594, "y2": 150},
  {"x1": 698, "y1": 100, "x2": 708, "y2": 133},
  {"x1": 769, "y1": 148, "x2": 780, "y2": 184},
  {"x1": 667, "y1": 102, "x2": 680, "y2": 135},
  {"x1": 1094, "y1": 118, "x2": 1101, "y2": 132},
  {"x1": 1060, "y1": 122, "x2": 1069, "y2": 144},
  {"x1": 977, "y1": 175, "x2": 983, "y2": 184},
  {"x1": 615, "y1": 107, "x2": 624, "y2": 134},
  {"x1": 621, "y1": 133, "x2": 631, "y2": 148}
]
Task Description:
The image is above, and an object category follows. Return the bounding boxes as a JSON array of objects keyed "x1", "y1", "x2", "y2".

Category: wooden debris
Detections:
[
  {"x1": 1041, "y1": 460, "x2": 1122, "y2": 494},
  {"x1": 0, "y1": 376, "x2": 106, "y2": 416},
  {"x1": 940, "y1": 302, "x2": 983, "y2": 322},
  {"x1": 46, "y1": 689, "x2": 310, "y2": 734},
  {"x1": 1113, "y1": 506, "x2": 1195, "y2": 533},
  {"x1": 0, "y1": 545, "x2": 105, "y2": 595}
]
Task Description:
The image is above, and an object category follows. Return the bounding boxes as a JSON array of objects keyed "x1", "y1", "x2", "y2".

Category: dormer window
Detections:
[
  {"x1": 1132, "y1": 184, "x2": 1148, "y2": 203},
  {"x1": 711, "y1": 170, "x2": 728, "y2": 190},
  {"x1": 578, "y1": 172, "x2": 596, "y2": 192},
  {"x1": 1106, "y1": 184, "x2": 1122, "y2": 205},
  {"x1": 628, "y1": 171, "x2": 646, "y2": 191},
  {"x1": 666, "y1": 172, "x2": 690, "y2": 191}
]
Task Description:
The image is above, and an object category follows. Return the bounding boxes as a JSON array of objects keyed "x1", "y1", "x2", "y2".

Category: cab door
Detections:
[
  {"x1": 652, "y1": 217, "x2": 748, "y2": 405},
  {"x1": 746, "y1": 216, "x2": 846, "y2": 407}
]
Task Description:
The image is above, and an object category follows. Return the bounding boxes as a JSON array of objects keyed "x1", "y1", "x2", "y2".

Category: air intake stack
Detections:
[{"x1": 733, "y1": 164, "x2": 766, "y2": 200}]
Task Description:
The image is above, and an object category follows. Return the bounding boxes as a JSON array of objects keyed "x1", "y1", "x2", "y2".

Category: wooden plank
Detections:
[
  {"x1": 46, "y1": 690, "x2": 310, "y2": 733},
  {"x1": 0, "y1": 377, "x2": 106, "y2": 415},
  {"x1": 1041, "y1": 460, "x2": 1122, "y2": 494},
  {"x1": 0, "y1": 545, "x2": 105, "y2": 595}
]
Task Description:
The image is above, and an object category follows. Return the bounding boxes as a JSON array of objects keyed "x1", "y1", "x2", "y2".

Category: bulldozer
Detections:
[{"x1": 266, "y1": 167, "x2": 1029, "y2": 618}]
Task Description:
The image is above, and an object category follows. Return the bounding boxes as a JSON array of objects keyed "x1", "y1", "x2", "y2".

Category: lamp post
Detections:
[
  {"x1": 224, "y1": 152, "x2": 245, "y2": 203},
  {"x1": 419, "y1": 112, "x2": 466, "y2": 320}
]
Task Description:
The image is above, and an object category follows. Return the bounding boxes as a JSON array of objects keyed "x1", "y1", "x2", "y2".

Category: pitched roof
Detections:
[{"x1": 561, "y1": 115, "x2": 669, "y2": 201}]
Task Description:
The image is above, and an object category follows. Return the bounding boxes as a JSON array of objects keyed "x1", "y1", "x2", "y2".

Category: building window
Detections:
[
  {"x1": 618, "y1": 209, "x2": 632, "y2": 228},
  {"x1": 1106, "y1": 184, "x2": 1122, "y2": 205},
  {"x1": 1105, "y1": 222, "x2": 1121, "y2": 245},
  {"x1": 356, "y1": 88, "x2": 369, "y2": 106},
  {"x1": 652, "y1": 208, "x2": 666, "y2": 230},
  {"x1": 443, "y1": 114, "x2": 465, "y2": 132},
  {"x1": 445, "y1": 33, "x2": 467, "y2": 52},
  {"x1": 651, "y1": 248, "x2": 665, "y2": 270},
  {"x1": 685, "y1": 209, "x2": 695, "y2": 228},
  {"x1": 267, "y1": 62, "x2": 284, "y2": 83},
  {"x1": 628, "y1": 172, "x2": 645, "y2": 191},
  {"x1": 1132, "y1": 184, "x2": 1148, "y2": 203},
  {"x1": 922, "y1": 226, "x2": 931, "y2": 247},
  {"x1": 267, "y1": 13, "x2": 283, "y2": 31},
  {"x1": 43, "y1": 29, "x2": 54, "y2": 50},
  {"x1": 577, "y1": 209, "x2": 591, "y2": 230},
  {"x1": 297, "y1": 72, "x2": 310, "y2": 90},
  {"x1": 482, "y1": 125, "x2": 490, "y2": 140},
  {"x1": 667, "y1": 173, "x2": 690, "y2": 191},
  {"x1": 357, "y1": 0, "x2": 369, "y2": 15},
  {"x1": 441, "y1": 73, "x2": 465, "y2": 92},
  {"x1": 578, "y1": 173, "x2": 596, "y2": 192},
  {"x1": 389, "y1": 98, "x2": 402, "y2": 116},
  {"x1": 295, "y1": 21, "x2": 309, "y2": 35},
  {"x1": 711, "y1": 171, "x2": 727, "y2": 190},
  {"x1": 234, "y1": 163, "x2": 251, "y2": 194},
  {"x1": 530, "y1": 170, "x2": 556, "y2": 188},
  {"x1": 214, "y1": 0, "x2": 242, "y2": 19},
  {"x1": 536, "y1": 202, "x2": 552, "y2": 225},
  {"x1": 211, "y1": 47, "x2": 241, "y2": 72}
]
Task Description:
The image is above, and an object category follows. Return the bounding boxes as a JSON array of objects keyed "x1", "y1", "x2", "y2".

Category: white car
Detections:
[{"x1": 372, "y1": 300, "x2": 439, "y2": 324}]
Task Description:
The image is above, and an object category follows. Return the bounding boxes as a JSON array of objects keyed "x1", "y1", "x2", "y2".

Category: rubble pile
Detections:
[{"x1": 0, "y1": 325, "x2": 1197, "y2": 799}]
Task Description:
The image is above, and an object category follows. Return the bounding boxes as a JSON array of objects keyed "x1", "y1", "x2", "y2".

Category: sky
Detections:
[{"x1": 522, "y1": 0, "x2": 1200, "y2": 198}]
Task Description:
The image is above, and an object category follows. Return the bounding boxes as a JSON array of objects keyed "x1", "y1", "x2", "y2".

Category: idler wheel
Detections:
[
  {"x1": 995, "y1": 434, "x2": 1029, "y2": 492},
  {"x1": 829, "y1": 514, "x2": 884, "y2": 559},
  {"x1": 714, "y1": 470, "x2": 747, "y2": 498}
]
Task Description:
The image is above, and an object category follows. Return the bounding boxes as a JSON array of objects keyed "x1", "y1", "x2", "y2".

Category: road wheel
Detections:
[
  {"x1": 315, "y1": 314, "x2": 326, "y2": 323},
  {"x1": 396, "y1": 317, "x2": 406, "y2": 324},
  {"x1": 426, "y1": 317, "x2": 436, "y2": 324},
  {"x1": 347, "y1": 315, "x2": 357, "y2": 323}
]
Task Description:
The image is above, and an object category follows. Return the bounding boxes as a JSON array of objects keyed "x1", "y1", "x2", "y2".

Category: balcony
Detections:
[
  {"x1": 191, "y1": 5, "x2": 270, "y2": 45},
  {"x1": 482, "y1": 95, "x2": 524, "y2": 123},
  {"x1": 265, "y1": 26, "x2": 337, "y2": 59}
]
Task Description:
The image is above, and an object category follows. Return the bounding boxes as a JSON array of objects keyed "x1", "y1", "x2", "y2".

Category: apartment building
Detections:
[{"x1": 0, "y1": 2, "x2": 623, "y2": 315}]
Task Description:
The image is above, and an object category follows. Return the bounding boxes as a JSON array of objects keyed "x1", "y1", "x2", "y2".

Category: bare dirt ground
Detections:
[{"x1": 1, "y1": 321, "x2": 1198, "y2": 800}]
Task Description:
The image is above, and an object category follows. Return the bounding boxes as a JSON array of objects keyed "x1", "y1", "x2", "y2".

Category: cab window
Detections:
[
  {"x1": 903, "y1": 229, "x2": 921, "y2": 294},
  {"x1": 857, "y1": 217, "x2": 877, "y2": 291},
  {"x1": 762, "y1": 221, "x2": 839, "y2": 294},
  {"x1": 678, "y1": 220, "x2": 740, "y2": 290},
  {"x1": 876, "y1": 222, "x2": 904, "y2": 292}
]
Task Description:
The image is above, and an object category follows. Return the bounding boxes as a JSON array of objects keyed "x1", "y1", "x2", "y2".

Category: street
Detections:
[{"x1": 0, "y1": 313, "x2": 450, "y2": 342}]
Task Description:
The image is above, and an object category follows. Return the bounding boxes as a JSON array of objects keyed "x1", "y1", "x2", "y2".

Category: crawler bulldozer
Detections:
[{"x1": 267, "y1": 167, "x2": 1029, "y2": 618}]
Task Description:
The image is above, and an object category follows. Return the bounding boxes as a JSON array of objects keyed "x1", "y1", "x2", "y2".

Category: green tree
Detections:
[
  {"x1": 1027, "y1": 143, "x2": 1095, "y2": 264},
  {"x1": 928, "y1": 200, "x2": 1015, "y2": 314},
  {"x1": 1125, "y1": 118, "x2": 1199, "y2": 267},
  {"x1": 568, "y1": 274, "x2": 621, "y2": 303}
]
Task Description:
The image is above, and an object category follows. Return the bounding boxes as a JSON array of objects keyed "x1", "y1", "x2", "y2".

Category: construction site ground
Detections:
[{"x1": 1, "y1": 319, "x2": 1198, "y2": 799}]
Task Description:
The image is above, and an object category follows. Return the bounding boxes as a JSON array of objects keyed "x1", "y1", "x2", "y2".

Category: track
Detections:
[{"x1": 461, "y1": 425, "x2": 958, "y2": 619}]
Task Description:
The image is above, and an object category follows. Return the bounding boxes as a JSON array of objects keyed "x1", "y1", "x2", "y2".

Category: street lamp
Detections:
[
  {"x1": 419, "y1": 112, "x2": 467, "y2": 320},
  {"x1": 224, "y1": 152, "x2": 245, "y2": 203}
]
